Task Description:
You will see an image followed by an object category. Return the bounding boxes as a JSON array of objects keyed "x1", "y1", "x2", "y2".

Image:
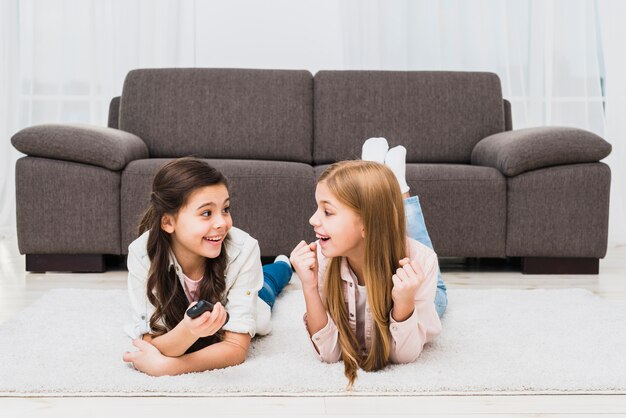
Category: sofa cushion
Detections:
[
  {"x1": 122, "y1": 159, "x2": 317, "y2": 256},
  {"x1": 313, "y1": 71, "x2": 505, "y2": 164},
  {"x1": 11, "y1": 124, "x2": 148, "y2": 171},
  {"x1": 119, "y1": 69, "x2": 313, "y2": 163},
  {"x1": 471, "y1": 127, "x2": 612, "y2": 176}
]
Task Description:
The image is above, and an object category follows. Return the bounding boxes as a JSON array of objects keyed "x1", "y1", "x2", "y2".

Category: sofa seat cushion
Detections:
[
  {"x1": 406, "y1": 164, "x2": 506, "y2": 257},
  {"x1": 122, "y1": 159, "x2": 317, "y2": 256}
]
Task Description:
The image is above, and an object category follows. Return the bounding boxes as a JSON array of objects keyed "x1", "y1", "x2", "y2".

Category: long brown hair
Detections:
[
  {"x1": 318, "y1": 160, "x2": 407, "y2": 387},
  {"x1": 137, "y1": 157, "x2": 230, "y2": 340}
]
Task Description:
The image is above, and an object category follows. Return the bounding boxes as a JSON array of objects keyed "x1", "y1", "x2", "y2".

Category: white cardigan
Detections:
[{"x1": 124, "y1": 226, "x2": 271, "y2": 340}]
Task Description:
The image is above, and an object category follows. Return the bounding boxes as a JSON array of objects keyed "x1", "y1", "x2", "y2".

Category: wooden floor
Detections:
[{"x1": 1, "y1": 233, "x2": 626, "y2": 417}]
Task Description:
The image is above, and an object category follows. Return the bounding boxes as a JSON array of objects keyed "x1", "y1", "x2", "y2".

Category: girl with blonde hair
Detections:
[{"x1": 290, "y1": 141, "x2": 445, "y2": 386}]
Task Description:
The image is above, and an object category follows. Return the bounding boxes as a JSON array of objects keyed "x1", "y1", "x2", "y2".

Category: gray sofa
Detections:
[{"x1": 11, "y1": 69, "x2": 612, "y2": 274}]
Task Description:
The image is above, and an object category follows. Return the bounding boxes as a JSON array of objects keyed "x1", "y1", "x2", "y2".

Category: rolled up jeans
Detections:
[
  {"x1": 404, "y1": 196, "x2": 448, "y2": 317},
  {"x1": 258, "y1": 261, "x2": 292, "y2": 309}
]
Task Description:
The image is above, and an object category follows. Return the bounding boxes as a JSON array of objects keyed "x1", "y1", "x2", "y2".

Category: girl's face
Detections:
[
  {"x1": 161, "y1": 184, "x2": 232, "y2": 262},
  {"x1": 309, "y1": 181, "x2": 365, "y2": 259}
]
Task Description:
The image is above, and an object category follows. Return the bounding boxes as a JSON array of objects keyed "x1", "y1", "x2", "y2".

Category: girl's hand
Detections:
[
  {"x1": 123, "y1": 339, "x2": 172, "y2": 377},
  {"x1": 290, "y1": 240, "x2": 319, "y2": 292},
  {"x1": 391, "y1": 257, "x2": 423, "y2": 306},
  {"x1": 182, "y1": 301, "x2": 228, "y2": 338}
]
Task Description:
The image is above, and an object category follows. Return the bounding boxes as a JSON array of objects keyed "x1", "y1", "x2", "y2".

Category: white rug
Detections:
[{"x1": 1, "y1": 287, "x2": 626, "y2": 396}]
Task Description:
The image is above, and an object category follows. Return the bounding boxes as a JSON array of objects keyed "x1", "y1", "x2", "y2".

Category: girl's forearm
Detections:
[
  {"x1": 303, "y1": 287, "x2": 328, "y2": 336},
  {"x1": 144, "y1": 322, "x2": 197, "y2": 357},
  {"x1": 392, "y1": 299, "x2": 415, "y2": 322},
  {"x1": 163, "y1": 334, "x2": 250, "y2": 375}
]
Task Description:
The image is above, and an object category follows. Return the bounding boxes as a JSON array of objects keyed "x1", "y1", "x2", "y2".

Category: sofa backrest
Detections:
[
  {"x1": 119, "y1": 68, "x2": 313, "y2": 163},
  {"x1": 108, "y1": 96, "x2": 121, "y2": 129},
  {"x1": 313, "y1": 71, "x2": 505, "y2": 164}
]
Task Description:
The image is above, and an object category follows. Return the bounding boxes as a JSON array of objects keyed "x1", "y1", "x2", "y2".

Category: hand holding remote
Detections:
[{"x1": 186, "y1": 299, "x2": 230, "y2": 323}]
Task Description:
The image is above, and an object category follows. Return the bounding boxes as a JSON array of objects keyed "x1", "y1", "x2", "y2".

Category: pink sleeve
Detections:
[
  {"x1": 303, "y1": 312, "x2": 342, "y2": 363},
  {"x1": 388, "y1": 249, "x2": 442, "y2": 364},
  {"x1": 300, "y1": 241, "x2": 342, "y2": 363}
]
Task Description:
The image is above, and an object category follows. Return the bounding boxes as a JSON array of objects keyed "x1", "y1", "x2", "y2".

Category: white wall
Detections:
[{"x1": 194, "y1": 1, "x2": 344, "y2": 72}]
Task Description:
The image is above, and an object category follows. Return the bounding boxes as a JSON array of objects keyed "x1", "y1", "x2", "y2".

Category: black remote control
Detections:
[{"x1": 186, "y1": 300, "x2": 230, "y2": 324}]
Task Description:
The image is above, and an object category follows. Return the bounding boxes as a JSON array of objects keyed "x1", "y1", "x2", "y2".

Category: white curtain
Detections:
[
  {"x1": 0, "y1": 0, "x2": 21, "y2": 236},
  {"x1": 0, "y1": 0, "x2": 195, "y2": 235},
  {"x1": 17, "y1": 0, "x2": 195, "y2": 129},
  {"x1": 1, "y1": 0, "x2": 625, "y2": 243}
]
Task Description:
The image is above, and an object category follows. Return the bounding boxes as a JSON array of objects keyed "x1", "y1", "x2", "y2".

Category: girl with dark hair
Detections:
[{"x1": 122, "y1": 157, "x2": 291, "y2": 376}]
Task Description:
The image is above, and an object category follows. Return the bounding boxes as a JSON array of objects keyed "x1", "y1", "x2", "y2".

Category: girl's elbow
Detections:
[
  {"x1": 391, "y1": 351, "x2": 420, "y2": 364},
  {"x1": 231, "y1": 347, "x2": 249, "y2": 366},
  {"x1": 320, "y1": 355, "x2": 340, "y2": 364},
  {"x1": 319, "y1": 349, "x2": 342, "y2": 364},
  {"x1": 390, "y1": 343, "x2": 425, "y2": 364},
  {"x1": 231, "y1": 356, "x2": 246, "y2": 367}
]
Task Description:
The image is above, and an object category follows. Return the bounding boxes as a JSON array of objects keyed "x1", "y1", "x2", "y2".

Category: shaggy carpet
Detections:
[{"x1": 1, "y1": 287, "x2": 626, "y2": 396}]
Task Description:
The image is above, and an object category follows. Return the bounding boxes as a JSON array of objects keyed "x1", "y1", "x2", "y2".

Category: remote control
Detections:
[{"x1": 186, "y1": 299, "x2": 230, "y2": 324}]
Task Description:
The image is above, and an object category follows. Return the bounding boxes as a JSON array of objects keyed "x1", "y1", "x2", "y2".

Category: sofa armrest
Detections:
[
  {"x1": 471, "y1": 127, "x2": 611, "y2": 176},
  {"x1": 11, "y1": 124, "x2": 149, "y2": 171}
]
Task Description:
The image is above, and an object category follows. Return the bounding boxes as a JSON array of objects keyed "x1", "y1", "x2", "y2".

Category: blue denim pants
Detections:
[
  {"x1": 404, "y1": 196, "x2": 448, "y2": 318},
  {"x1": 258, "y1": 261, "x2": 292, "y2": 309}
]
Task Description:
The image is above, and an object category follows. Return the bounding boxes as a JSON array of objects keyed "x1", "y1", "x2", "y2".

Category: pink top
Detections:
[
  {"x1": 304, "y1": 237, "x2": 442, "y2": 364},
  {"x1": 183, "y1": 274, "x2": 202, "y2": 303}
]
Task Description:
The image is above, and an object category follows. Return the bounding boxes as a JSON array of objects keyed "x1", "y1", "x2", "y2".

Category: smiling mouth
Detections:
[
  {"x1": 316, "y1": 233, "x2": 330, "y2": 242},
  {"x1": 204, "y1": 235, "x2": 223, "y2": 243}
]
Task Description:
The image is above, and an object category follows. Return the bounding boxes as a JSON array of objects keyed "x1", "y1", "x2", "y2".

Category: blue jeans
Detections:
[
  {"x1": 404, "y1": 196, "x2": 448, "y2": 318},
  {"x1": 258, "y1": 261, "x2": 292, "y2": 309}
]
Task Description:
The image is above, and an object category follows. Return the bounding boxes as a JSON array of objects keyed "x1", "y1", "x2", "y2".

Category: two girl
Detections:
[
  {"x1": 122, "y1": 158, "x2": 292, "y2": 376},
  {"x1": 124, "y1": 139, "x2": 447, "y2": 383},
  {"x1": 290, "y1": 138, "x2": 447, "y2": 386}
]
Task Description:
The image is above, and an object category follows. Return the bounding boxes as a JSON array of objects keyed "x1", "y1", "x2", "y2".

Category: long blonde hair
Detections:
[{"x1": 318, "y1": 160, "x2": 407, "y2": 387}]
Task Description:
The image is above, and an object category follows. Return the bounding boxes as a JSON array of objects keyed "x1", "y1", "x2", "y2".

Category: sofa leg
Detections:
[
  {"x1": 25, "y1": 254, "x2": 106, "y2": 273},
  {"x1": 521, "y1": 257, "x2": 599, "y2": 275}
]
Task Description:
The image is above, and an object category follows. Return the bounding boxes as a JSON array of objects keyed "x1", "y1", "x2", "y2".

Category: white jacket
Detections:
[{"x1": 125, "y1": 226, "x2": 271, "y2": 340}]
